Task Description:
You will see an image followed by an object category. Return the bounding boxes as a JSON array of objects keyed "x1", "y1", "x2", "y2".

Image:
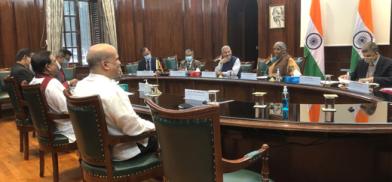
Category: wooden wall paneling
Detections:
[
  {"x1": 115, "y1": 0, "x2": 137, "y2": 63},
  {"x1": 210, "y1": 0, "x2": 226, "y2": 57},
  {"x1": 227, "y1": 0, "x2": 245, "y2": 60},
  {"x1": 143, "y1": 0, "x2": 184, "y2": 59},
  {"x1": 0, "y1": 0, "x2": 17, "y2": 67},
  {"x1": 266, "y1": 0, "x2": 287, "y2": 55},
  {"x1": 133, "y1": 0, "x2": 145, "y2": 62},
  {"x1": 257, "y1": 0, "x2": 269, "y2": 58},
  {"x1": 285, "y1": 0, "x2": 298, "y2": 56},
  {"x1": 184, "y1": 0, "x2": 211, "y2": 61},
  {"x1": 27, "y1": 0, "x2": 44, "y2": 52},
  {"x1": 294, "y1": 0, "x2": 302, "y2": 57},
  {"x1": 0, "y1": 0, "x2": 44, "y2": 68},
  {"x1": 14, "y1": 0, "x2": 32, "y2": 50},
  {"x1": 201, "y1": 0, "x2": 214, "y2": 61}
]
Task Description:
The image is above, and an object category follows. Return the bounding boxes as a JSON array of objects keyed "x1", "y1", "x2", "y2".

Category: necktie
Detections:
[{"x1": 146, "y1": 60, "x2": 151, "y2": 70}]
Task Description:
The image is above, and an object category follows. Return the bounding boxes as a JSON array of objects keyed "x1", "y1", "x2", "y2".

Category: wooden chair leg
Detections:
[
  {"x1": 39, "y1": 150, "x2": 45, "y2": 177},
  {"x1": 19, "y1": 130, "x2": 23, "y2": 153},
  {"x1": 23, "y1": 131, "x2": 29, "y2": 160},
  {"x1": 52, "y1": 152, "x2": 59, "y2": 182}
]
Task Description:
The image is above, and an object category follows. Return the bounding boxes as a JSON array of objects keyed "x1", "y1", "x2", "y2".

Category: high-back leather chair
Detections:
[
  {"x1": 146, "y1": 99, "x2": 271, "y2": 182},
  {"x1": 21, "y1": 84, "x2": 76, "y2": 182},
  {"x1": 63, "y1": 67, "x2": 75, "y2": 81},
  {"x1": 0, "y1": 70, "x2": 10, "y2": 118},
  {"x1": 4, "y1": 77, "x2": 34, "y2": 160},
  {"x1": 257, "y1": 58, "x2": 269, "y2": 76},
  {"x1": 126, "y1": 63, "x2": 138, "y2": 74},
  {"x1": 64, "y1": 91, "x2": 163, "y2": 181},
  {"x1": 163, "y1": 56, "x2": 178, "y2": 71},
  {"x1": 240, "y1": 62, "x2": 253, "y2": 73}
]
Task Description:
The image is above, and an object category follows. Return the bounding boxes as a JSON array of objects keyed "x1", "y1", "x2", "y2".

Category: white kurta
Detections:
[
  {"x1": 73, "y1": 73, "x2": 155, "y2": 161},
  {"x1": 214, "y1": 57, "x2": 241, "y2": 76},
  {"x1": 29, "y1": 77, "x2": 76, "y2": 142}
]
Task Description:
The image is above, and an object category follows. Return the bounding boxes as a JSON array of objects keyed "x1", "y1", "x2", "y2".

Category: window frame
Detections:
[{"x1": 62, "y1": 0, "x2": 101, "y2": 65}]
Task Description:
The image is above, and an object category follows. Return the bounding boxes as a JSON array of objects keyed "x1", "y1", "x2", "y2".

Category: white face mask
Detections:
[
  {"x1": 144, "y1": 54, "x2": 152, "y2": 60},
  {"x1": 185, "y1": 56, "x2": 193, "y2": 62}
]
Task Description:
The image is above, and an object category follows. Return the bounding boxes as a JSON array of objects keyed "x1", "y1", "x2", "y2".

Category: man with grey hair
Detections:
[
  {"x1": 214, "y1": 45, "x2": 241, "y2": 77},
  {"x1": 343, "y1": 42, "x2": 392, "y2": 87},
  {"x1": 73, "y1": 43, "x2": 156, "y2": 161},
  {"x1": 265, "y1": 41, "x2": 300, "y2": 77}
]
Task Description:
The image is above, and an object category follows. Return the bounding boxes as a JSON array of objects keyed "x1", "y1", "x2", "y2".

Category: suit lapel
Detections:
[{"x1": 373, "y1": 56, "x2": 384, "y2": 77}]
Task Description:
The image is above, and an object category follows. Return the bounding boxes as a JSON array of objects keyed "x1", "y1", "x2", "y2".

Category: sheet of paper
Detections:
[
  {"x1": 136, "y1": 71, "x2": 154, "y2": 76},
  {"x1": 169, "y1": 70, "x2": 187, "y2": 77},
  {"x1": 240, "y1": 73, "x2": 257, "y2": 80},
  {"x1": 348, "y1": 81, "x2": 370, "y2": 94},
  {"x1": 299, "y1": 76, "x2": 321, "y2": 86},
  {"x1": 201, "y1": 71, "x2": 216, "y2": 78},
  {"x1": 184, "y1": 89, "x2": 209, "y2": 101}
]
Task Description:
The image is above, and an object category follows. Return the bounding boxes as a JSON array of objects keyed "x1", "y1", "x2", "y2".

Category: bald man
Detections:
[
  {"x1": 73, "y1": 44, "x2": 156, "y2": 161},
  {"x1": 214, "y1": 45, "x2": 241, "y2": 77},
  {"x1": 266, "y1": 41, "x2": 300, "y2": 77}
]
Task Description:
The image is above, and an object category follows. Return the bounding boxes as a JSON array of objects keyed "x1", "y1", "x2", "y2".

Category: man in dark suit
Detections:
[
  {"x1": 347, "y1": 42, "x2": 392, "y2": 87},
  {"x1": 137, "y1": 47, "x2": 159, "y2": 72},
  {"x1": 10, "y1": 48, "x2": 34, "y2": 84},
  {"x1": 55, "y1": 48, "x2": 78, "y2": 88}
]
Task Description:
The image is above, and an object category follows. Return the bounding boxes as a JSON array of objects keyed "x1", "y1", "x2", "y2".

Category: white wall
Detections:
[{"x1": 300, "y1": 0, "x2": 391, "y2": 47}]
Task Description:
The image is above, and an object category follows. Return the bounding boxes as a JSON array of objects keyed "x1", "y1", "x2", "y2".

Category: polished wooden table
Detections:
[
  {"x1": 122, "y1": 76, "x2": 392, "y2": 182},
  {"x1": 120, "y1": 76, "x2": 384, "y2": 104}
]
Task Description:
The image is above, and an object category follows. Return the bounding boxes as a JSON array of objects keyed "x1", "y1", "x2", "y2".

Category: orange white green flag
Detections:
[
  {"x1": 304, "y1": 0, "x2": 324, "y2": 78},
  {"x1": 350, "y1": 0, "x2": 375, "y2": 72}
]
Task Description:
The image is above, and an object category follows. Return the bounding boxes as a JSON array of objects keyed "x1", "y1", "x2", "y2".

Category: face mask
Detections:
[
  {"x1": 144, "y1": 54, "x2": 151, "y2": 60},
  {"x1": 185, "y1": 56, "x2": 193, "y2": 62},
  {"x1": 271, "y1": 56, "x2": 278, "y2": 62}
]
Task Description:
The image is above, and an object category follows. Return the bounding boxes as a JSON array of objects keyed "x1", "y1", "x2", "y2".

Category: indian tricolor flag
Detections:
[
  {"x1": 350, "y1": 0, "x2": 375, "y2": 72},
  {"x1": 304, "y1": 0, "x2": 324, "y2": 78}
]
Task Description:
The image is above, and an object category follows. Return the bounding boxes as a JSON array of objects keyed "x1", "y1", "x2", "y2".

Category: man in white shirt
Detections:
[
  {"x1": 29, "y1": 51, "x2": 75, "y2": 143},
  {"x1": 73, "y1": 43, "x2": 156, "y2": 161},
  {"x1": 214, "y1": 45, "x2": 241, "y2": 77}
]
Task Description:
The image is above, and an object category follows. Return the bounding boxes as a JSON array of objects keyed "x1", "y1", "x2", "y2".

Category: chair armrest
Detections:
[
  {"x1": 48, "y1": 113, "x2": 69, "y2": 120},
  {"x1": 108, "y1": 130, "x2": 156, "y2": 145},
  {"x1": 222, "y1": 144, "x2": 269, "y2": 175}
]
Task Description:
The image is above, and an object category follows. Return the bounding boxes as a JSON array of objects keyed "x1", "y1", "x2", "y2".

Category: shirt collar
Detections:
[
  {"x1": 87, "y1": 73, "x2": 114, "y2": 82},
  {"x1": 56, "y1": 61, "x2": 62, "y2": 69}
]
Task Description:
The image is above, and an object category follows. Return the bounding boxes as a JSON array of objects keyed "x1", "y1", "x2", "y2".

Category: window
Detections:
[{"x1": 63, "y1": 0, "x2": 102, "y2": 65}]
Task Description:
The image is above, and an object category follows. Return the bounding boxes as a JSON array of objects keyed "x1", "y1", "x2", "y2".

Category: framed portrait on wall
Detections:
[{"x1": 269, "y1": 5, "x2": 285, "y2": 29}]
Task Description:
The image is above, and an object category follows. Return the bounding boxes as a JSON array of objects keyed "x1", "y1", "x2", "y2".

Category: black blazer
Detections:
[
  {"x1": 10, "y1": 63, "x2": 34, "y2": 84},
  {"x1": 137, "y1": 57, "x2": 158, "y2": 72},
  {"x1": 351, "y1": 56, "x2": 392, "y2": 87}
]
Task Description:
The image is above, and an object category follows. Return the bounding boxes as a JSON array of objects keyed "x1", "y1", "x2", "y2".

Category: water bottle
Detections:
[
  {"x1": 276, "y1": 68, "x2": 281, "y2": 82},
  {"x1": 282, "y1": 86, "x2": 289, "y2": 120}
]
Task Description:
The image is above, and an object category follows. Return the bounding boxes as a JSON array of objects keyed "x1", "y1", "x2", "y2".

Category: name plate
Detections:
[
  {"x1": 138, "y1": 82, "x2": 152, "y2": 98},
  {"x1": 136, "y1": 71, "x2": 154, "y2": 77},
  {"x1": 184, "y1": 89, "x2": 209, "y2": 102},
  {"x1": 240, "y1": 73, "x2": 257, "y2": 80},
  {"x1": 299, "y1": 76, "x2": 321, "y2": 86},
  {"x1": 348, "y1": 81, "x2": 370, "y2": 94},
  {"x1": 169, "y1": 70, "x2": 187, "y2": 77},
  {"x1": 202, "y1": 71, "x2": 216, "y2": 78}
]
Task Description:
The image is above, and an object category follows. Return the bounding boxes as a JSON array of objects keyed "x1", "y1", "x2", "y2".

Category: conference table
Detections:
[{"x1": 120, "y1": 75, "x2": 392, "y2": 182}]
